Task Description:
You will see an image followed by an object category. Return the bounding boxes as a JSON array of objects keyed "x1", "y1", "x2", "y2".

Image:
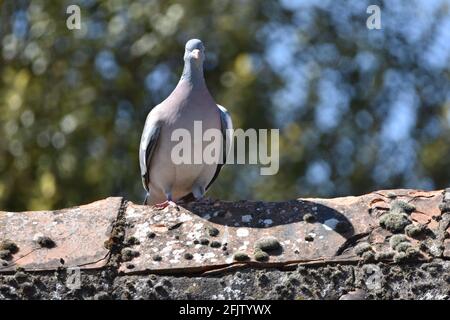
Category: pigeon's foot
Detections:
[
  {"x1": 153, "y1": 200, "x2": 180, "y2": 211},
  {"x1": 153, "y1": 201, "x2": 168, "y2": 210}
]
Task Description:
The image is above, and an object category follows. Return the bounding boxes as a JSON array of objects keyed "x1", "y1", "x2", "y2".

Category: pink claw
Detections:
[{"x1": 153, "y1": 200, "x2": 180, "y2": 211}]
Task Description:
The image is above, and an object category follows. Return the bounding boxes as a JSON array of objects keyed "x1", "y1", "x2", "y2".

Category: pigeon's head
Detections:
[{"x1": 184, "y1": 39, "x2": 205, "y2": 67}]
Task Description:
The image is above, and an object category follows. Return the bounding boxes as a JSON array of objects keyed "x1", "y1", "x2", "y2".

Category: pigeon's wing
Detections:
[
  {"x1": 139, "y1": 110, "x2": 161, "y2": 191},
  {"x1": 206, "y1": 104, "x2": 233, "y2": 190}
]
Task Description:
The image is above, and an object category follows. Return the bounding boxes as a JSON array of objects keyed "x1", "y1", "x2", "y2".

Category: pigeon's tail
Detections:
[{"x1": 143, "y1": 193, "x2": 149, "y2": 205}]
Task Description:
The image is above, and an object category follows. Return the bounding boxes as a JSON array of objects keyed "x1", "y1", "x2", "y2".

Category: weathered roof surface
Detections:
[
  {"x1": 0, "y1": 197, "x2": 122, "y2": 272},
  {"x1": 120, "y1": 197, "x2": 367, "y2": 274},
  {"x1": 1, "y1": 189, "x2": 449, "y2": 275},
  {"x1": 119, "y1": 189, "x2": 448, "y2": 274}
]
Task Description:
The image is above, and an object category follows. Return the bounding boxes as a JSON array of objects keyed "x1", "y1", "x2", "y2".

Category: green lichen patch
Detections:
[
  {"x1": 233, "y1": 251, "x2": 250, "y2": 261},
  {"x1": 394, "y1": 247, "x2": 419, "y2": 263},
  {"x1": 254, "y1": 249, "x2": 269, "y2": 262},
  {"x1": 184, "y1": 253, "x2": 193, "y2": 260},
  {"x1": 0, "y1": 240, "x2": 19, "y2": 254},
  {"x1": 103, "y1": 239, "x2": 114, "y2": 250},
  {"x1": 121, "y1": 248, "x2": 139, "y2": 262},
  {"x1": 303, "y1": 213, "x2": 315, "y2": 223},
  {"x1": 254, "y1": 236, "x2": 281, "y2": 252},
  {"x1": 103, "y1": 226, "x2": 125, "y2": 251},
  {"x1": 405, "y1": 247, "x2": 419, "y2": 258},
  {"x1": 206, "y1": 226, "x2": 220, "y2": 237},
  {"x1": 389, "y1": 233, "x2": 420, "y2": 262},
  {"x1": 389, "y1": 234, "x2": 409, "y2": 250},
  {"x1": 152, "y1": 254, "x2": 162, "y2": 261},
  {"x1": 361, "y1": 251, "x2": 375, "y2": 263},
  {"x1": 14, "y1": 271, "x2": 28, "y2": 283},
  {"x1": 439, "y1": 202, "x2": 450, "y2": 213},
  {"x1": 387, "y1": 192, "x2": 397, "y2": 199},
  {"x1": 380, "y1": 212, "x2": 411, "y2": 233},
  {"x1": 125, "y1": 237, "x2": 140, "y2": 246},
  {"x1": 394, "y1": 252, "x2": 407, "y2": 263},
  {"x1": 0, "y1": 250, "x2": 11, "y2": 260},
  {"x1": 375, "y1": 251, "x2": 395, "y2": 261},
  {"x1": 36, "y1": 236, "x2": 56, "y2": 249},
  {"x1": 390, "y1": 200, "x2": 416, "y2": 214},
  {"x1": 395, "y1": 242, "x2": 412, "y2": 252},
  {"x1": 354, "y1": 242, "x2": 373, "y2": 256},
  {"x1": 405, "y1": 224, "x2": 425, "y2": 238},
  {"x1": 210, "y1": 240, "x2": 221, "y2": 248}
]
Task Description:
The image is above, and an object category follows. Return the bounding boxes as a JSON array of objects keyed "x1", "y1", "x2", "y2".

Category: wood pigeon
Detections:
[{"x1": 139, "y1": 39, "x2": 233, "y2": 208}]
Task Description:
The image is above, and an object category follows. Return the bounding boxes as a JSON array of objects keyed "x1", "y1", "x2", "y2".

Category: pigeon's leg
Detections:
[
  {"x1": 143, "y1": 193, "x2": 149, "y2": 205},
  {"x1": 153, "y1": 192, "x2": 180, "y2": 211},
  {"x1": 192, "y1": 185, "x2": 205, "y2": 201},
  {"x1": 167, "y1": 192, "x2": 180, "y2": 211}
]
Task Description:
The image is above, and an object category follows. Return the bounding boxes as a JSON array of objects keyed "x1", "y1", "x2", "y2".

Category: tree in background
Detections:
[{"x1": 0, "y1": 0, "x2": 449, "y2": 211}]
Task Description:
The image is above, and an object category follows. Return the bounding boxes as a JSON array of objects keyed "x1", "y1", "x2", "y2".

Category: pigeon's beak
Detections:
[{"x1": 191, "y1": 49, "x2": 201, "y2": 60}]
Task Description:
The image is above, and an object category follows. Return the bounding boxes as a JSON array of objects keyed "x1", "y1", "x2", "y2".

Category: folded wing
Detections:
[
  {"x1": 206, "y1": 104, "x2": 233, "y2": 190},
  {"x1": 139, "y1": 111, "x2": 161, "y2": 191}
]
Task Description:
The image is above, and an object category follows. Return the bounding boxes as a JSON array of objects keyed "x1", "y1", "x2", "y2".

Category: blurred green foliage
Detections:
[{"x1": 0, "y1": 0, "x2": 449, "y2": 211}]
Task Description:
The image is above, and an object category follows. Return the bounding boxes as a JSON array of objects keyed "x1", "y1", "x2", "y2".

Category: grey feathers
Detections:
[{"x1": 139, "y1": 39, "x2": 233, "y2": 205}]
